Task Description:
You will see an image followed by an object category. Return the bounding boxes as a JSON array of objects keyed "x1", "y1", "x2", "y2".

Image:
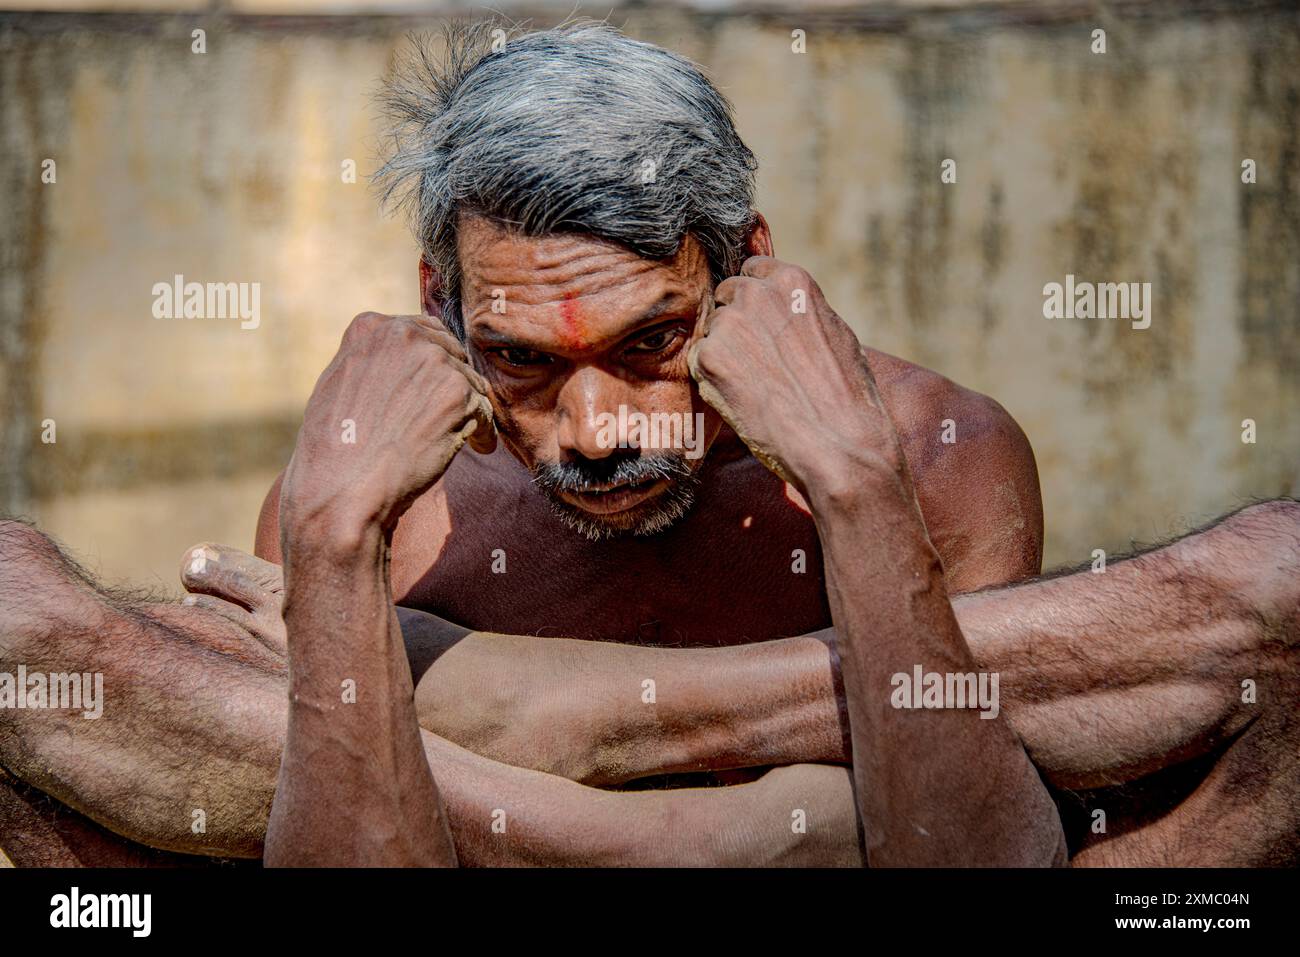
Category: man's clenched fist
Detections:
[
  {"x1": 280, "y1": 312, "x2": 496, "y2": 547},
  {"x1": 687, "y1": 257, "x2": 905, "y2": 496}
]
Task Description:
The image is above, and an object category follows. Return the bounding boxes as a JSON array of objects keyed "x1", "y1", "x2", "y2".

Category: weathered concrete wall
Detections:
[{"x1": 2, "y1": 1, "x2": 1297, "y2": 592}]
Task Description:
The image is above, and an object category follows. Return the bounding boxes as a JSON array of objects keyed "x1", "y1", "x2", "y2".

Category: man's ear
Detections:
[
  {"x1": 743, "y1": 212, "x2": 775, "y2": 258},
  {"x1": 419, "y1": 257, "x2": 444, "y2": 318}
]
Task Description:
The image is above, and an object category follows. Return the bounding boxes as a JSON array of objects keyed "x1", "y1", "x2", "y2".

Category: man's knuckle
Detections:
[
  {"x1": 343, "y1": 312, "x2": 383, "y2": 344},
  {"x1": 781, "y1": 264, "x2": 810, "y2": 286}
]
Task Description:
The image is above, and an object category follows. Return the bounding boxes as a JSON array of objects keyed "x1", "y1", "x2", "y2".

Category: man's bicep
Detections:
[{"x1": 253, "y1": 471, "x2": 286, "y2": 564}]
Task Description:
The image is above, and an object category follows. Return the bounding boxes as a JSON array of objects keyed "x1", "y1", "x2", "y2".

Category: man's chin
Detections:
[{"x1": 545, "y1": 482, "x2": 699, "y2": 542}]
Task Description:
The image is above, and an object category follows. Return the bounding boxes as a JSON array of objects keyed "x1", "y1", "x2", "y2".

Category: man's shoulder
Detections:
[
  {"x1": 866, "y1": 349, "x2": 1044, "y2": 589},
  {"x1": 868, "y1": 349, "x2": 1027, "y2": 463}
]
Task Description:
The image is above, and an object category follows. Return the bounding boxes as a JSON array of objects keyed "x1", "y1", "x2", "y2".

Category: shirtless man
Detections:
[{"x1": 1, "y1": 22, "x2": 1297, "y2": 867}]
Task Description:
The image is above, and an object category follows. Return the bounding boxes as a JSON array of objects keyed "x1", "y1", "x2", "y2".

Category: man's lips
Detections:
[{"x1": 559, "y1": 477, "x2": 669, "y2": 515}]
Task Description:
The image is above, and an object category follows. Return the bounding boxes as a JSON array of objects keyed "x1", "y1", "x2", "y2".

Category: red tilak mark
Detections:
[{"x1": 558, "y1": 293, "x2": 590, "y2": 351}]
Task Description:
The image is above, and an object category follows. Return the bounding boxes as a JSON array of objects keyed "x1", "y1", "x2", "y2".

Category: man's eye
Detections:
[
  {"x1": 496, "y1": 347, "x2": 550, "y2": 367},
  {"x1": 629, "y1": 328, "x2": 681, "y2": 354}
]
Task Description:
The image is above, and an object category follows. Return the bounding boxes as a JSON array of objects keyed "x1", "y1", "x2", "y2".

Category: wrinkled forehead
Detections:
[{"x1": 457, "y1": 215, "x2": 711, "y2": 349}]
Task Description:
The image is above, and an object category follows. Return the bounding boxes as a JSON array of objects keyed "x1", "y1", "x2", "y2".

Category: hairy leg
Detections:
[
  {"x1": 955, "y1": 500, "x2": 1300, "y2": 864},
  {"x1": 0, "y1": 766, "x2": 246, "y2": 867},
  {"x1": 417, "y1": 732, "x2": 859, "y2": 866},
  {"x1": 238, "y1": 499, "x2": 1300, "y2": 868},
  {"x1": 0, "y1": 522, "x2": 286, "y2": 856},
  {"x1": 962, "y1": 500, "x2": 1298, "y2": 790}
]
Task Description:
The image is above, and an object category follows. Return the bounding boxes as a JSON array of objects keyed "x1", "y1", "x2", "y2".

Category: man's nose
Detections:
[{"x1": 555, "y1": 366, "x2": 632, "y2": 461}]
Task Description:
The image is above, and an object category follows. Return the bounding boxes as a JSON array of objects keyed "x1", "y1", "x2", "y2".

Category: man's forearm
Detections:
[
  {"x1": 266, "y1": 519, "x2": 456, "y2": 866},
  {"x1": 805, "y1": 449, "x2": 1066, "y2": 866}
]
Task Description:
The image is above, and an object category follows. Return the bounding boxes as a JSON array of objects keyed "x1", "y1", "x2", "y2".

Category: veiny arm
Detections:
[
  {"x1": 261, "y1": 310, "x2": 494, "y2": 867},
  {"x1": 264, "y1": 520, "x2": 457, "y2": 866},
  {"x1": 806, "y1": 446, "x2": 1067, "y2": 866},
  {"x1": 8, "y1": 500, "x2": 1293, "y2": 865},
  {"x1": 684, "y1": 256, "x2": 1068, "y2": 866},
  {"x1": 418, "y1": 495, "x2": 1297, "y2": 824}
]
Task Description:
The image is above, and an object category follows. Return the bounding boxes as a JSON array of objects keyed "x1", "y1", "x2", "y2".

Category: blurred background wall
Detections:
[{"x1": 2, "y1": 0, "x2": 1297, "y2": 594}]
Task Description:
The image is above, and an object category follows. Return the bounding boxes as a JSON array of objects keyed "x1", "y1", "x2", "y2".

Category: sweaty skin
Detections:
[{"x1": 248, "y1": 220, "x2": 1055, "y2": 862}]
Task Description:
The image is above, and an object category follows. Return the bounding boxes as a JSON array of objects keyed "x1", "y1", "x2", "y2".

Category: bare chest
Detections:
[{"x1": 388, "y1": 453, "x2": 831, "y2": 645}]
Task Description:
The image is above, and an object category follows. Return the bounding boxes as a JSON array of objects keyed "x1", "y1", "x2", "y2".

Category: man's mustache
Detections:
[{"x1": 531, "y1": 452, "x2": 693, "y2": 494}]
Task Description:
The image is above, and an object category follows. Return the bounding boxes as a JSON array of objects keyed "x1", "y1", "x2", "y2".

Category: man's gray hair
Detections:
[{"x1": 375, "y1": 20, "x2": 758, "y2": 338}]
